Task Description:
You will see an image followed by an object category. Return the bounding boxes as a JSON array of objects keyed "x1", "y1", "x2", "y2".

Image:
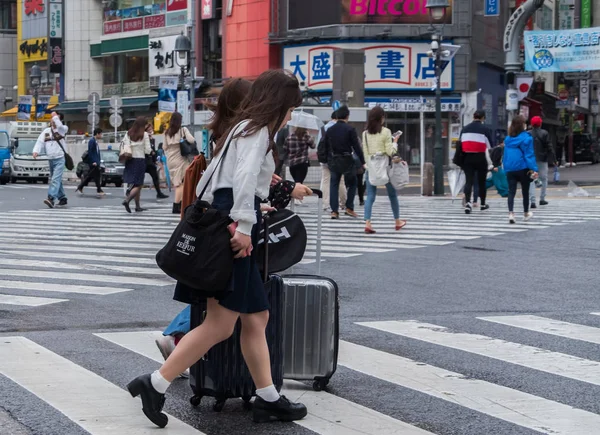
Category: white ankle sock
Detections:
[
  {"x1": 256, "y1": 385, "x2": 280, "y2": 402},
  {"x1": 150, "y1": 370, "x2": 171, "y2": 394}
]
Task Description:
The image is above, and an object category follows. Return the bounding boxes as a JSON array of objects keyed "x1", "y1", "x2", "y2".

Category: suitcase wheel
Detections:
[
  {"x1": 213, "y1": 399, "x2": 226, "y2": 412},
  {"x1": 242, "y1": 395, "x2": 253, "y2": 410},
  {"x1": 190, "y1": 395, "x2": 202, "y2": 407},
  {"x1": 313, "y1": 378, "x2": 329, "y2": 392}
]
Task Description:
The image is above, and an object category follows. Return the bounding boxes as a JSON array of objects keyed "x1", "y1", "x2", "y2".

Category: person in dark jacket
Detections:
[
  {"x1": 528, "y1": 116, "x2": 556, "y2": 208},
  {"x1": 76, "y1": 128, "x2": 104, "y2": 196},
  {"x1": 322, "y1": 105, "x2": 365, "y2": 219},
  {"x1": 274, "y1": 126, "x2": 289, "y2": 177},
  {"x1": 504, "y1": 115, "x2": 538, "y2": 224},
  {"x1": 459, "y1": 110, "x2": 493, "y2": 214},
  {"x1": 145, "y1": 124, "x2": 169, "y2": 199}
]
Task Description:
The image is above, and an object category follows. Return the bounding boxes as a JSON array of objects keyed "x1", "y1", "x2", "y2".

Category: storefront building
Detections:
[{"x1": 0, "y1": 1, "x2": 18, "y2": 114}]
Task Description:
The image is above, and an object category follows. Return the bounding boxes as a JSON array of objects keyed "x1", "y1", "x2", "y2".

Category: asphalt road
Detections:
[{"x1": 1, "y1": 183, "x2": 600, "y2": 435}]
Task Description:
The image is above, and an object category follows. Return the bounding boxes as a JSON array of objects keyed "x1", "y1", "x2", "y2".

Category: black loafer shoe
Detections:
[
  {"x1": 156, "y1": 192, "x2": 169, "y2": 199},
  {"x1": 127, "y1": 374, "x2": 168, "y2": 428},
  {"x1": 122, "y1": 200, "x2": 132, "y2": 214},
  {"x1": 253, "y1": 395, "x2": 307, "y2": 423}
]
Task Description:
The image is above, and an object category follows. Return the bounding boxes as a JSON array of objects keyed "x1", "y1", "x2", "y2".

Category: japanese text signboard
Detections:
[
  {"x1": 283, "y1": 41, "x2": 454, "y2": 92},
  {"x1": 524, "y1": 27, "x2": 600, "y2": 72},
  {"x1": 149, "y1": 35, "x2": 179, "y2": 78}
]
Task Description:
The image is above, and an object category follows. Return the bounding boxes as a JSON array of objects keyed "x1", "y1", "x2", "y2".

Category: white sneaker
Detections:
[
  {"x1": 524, "y1": 211, "x2": 533, "y2": 221},
  {"x1": 465, "y1": 202, "x2": 472, "y2": 214},
  {"x1": 155, "y1": 336, "x2": 189, "y2": 379},
  {"x1": 509, "y1": 212, "x2": 516, "y2": 224}
]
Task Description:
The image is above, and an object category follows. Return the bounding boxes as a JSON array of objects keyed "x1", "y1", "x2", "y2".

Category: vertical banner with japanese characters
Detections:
[
  {"x1": 177, "y1": 91, "x2": 190, "y2": 125},
  {"x1": 581, "y1": 0, "x2": 592, "y2": 28},
  {"x1": 48, "y1": 0, "x2": 64, "y2": 83},
  {"x1": 158, "y1": 76, "x2": 178, "y2": 112},
  {"x1": 17, "y1": 95, "x2": 33, "y2": 121},
  {"x1": 35, "y1": 95, "x2": 51, "y2": 119}
]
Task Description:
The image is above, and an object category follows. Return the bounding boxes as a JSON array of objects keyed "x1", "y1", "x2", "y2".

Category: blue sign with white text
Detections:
[{"x1": 484, "y1": 0, "x2": 499, "y2": 17}]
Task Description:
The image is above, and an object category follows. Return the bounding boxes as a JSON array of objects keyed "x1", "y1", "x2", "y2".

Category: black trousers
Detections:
[
  {"x1": 507, "y1": 169, "x2": 531, "y2": 213},
  {"x1": 77, "y1": 165, "x2": 102, "y2": 192},
  {"x1": 146, "y1": 162, "x2": 161, "y2": 192},
  {"x1": 289, "y1": 162, "x2": 309, "y2": 184},
  {"x1": 463, "y1": 153, "x2": 489, "y2": 206},
  {"x1": 356, "y1": 172, "x2": 365, "y2": 203}
]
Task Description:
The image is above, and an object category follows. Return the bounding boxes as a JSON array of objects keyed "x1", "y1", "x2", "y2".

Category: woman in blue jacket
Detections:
[{"x1": 503, "y1": 115, "x2": 538, "y2": 224}]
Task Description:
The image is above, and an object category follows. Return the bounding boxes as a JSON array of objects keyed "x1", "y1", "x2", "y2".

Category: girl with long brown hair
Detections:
[
  {"x1": 127, "y1": 70, "x2": 308, "y2": 427},
  {"x1": 122, "y1": 116, "x2": 151, "y2": 213},
  {"x1": 163, "y1": 112, "x2": 196, "y2": 214}
]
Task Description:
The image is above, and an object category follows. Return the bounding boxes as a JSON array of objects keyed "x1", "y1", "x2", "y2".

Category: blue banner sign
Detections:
[
  {"x1": 484, "y1": 0, "x2": 499, "y2": 17},
  {"x1": 524, "y1": 27, "x2": 600, "y2": 72}
]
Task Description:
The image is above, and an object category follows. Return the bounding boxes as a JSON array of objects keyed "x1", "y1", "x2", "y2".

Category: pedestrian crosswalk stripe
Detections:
[
  {"x1": 357, "y1": 320, "x2": 600, "y2": 386},
  {"x1": 0, "y1": 244, "x2": 156, "y2": 257},
  {"x1": 338, "y1": 340, "x2": 600, "y2": 434},
  {"x1": 5, "y1": 226, "x2": 172, "y2": 239},
  {"x1": 95, "y1": 331, "x2": 436, "y2": 435},
  {"x1": 0, "y1": 236, "x2": 164, "y2": 250},
  {"x1": 0, "y1": 258, "x2": 165, "y2": 276},
  {"x1": 591, "y1": 313, "x2": 600, "y2": 317},
  {"x1": 0, "y1": 337, "x2": 205, "y2": 435},
  {"x1": 0, "y1": 269, "x2": 171, "y2": 286},
  {"x1": 0, "y1": 280, "x2": 132, "y2": 295},
  {"x1": 0, "y1": 294, "x2": 68, "y2": 306},
  {"x1": 478, "y1": 315, "x2": 600, "y2": 345},
  {"x1": 2, "y1": 250, "x2": 157, "y2": 265},
  {"x1": 4, "y1": 218, "x2": 176, "y2": 229}
]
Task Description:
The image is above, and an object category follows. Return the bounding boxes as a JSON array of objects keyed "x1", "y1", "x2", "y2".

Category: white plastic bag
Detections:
[
  {"x1": 567, "y1": 180, "x2": 590, "y2": 197},
  {"x1": 368, "y1": 154, "x2": 390, "y2": 186},
  {"x1": 389, "y1": 160, "x2": 409, "y2": 190},
  {"x1": 448, "y1": 168, "x2": 466, "y2": 199}
]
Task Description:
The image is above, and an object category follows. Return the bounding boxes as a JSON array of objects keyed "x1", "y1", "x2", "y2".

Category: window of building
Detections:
[
  {"x1": 0, "y1": 0, "x2": 17, "y2": 33},
  {"x1": 102, "y1": 53, "x2": 151, "y2": 97}
]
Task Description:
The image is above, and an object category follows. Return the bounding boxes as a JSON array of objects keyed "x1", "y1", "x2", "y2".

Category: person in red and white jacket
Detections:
[{"x1": 459, "y1": 110, "x2": 493, "y2": 214}]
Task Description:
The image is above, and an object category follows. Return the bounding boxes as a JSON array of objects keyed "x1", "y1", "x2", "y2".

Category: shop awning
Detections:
[
  {"x1": 1, "y1": 104, "x2": 58, "y2": 118},
  {"x1": 57, "y1": 96, "x2": 157, "y2": 113}
]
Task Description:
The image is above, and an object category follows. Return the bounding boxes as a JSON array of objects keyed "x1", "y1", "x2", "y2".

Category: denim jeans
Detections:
[
  {"x1": 364, "y1": 177, "x2": 399, "y2": 220},
  {"x1": 330, "y1": 170, "x2": 357, "y2": 212},
  {"x1": 530, "y1": 161, "x2": 548, "y2": 204},
  {"x1": 48, "y1": 157, "x2": 66, "y2": 201},
  {"x1": 163, "y1": 306, "x2": 191, "y2": 336}
]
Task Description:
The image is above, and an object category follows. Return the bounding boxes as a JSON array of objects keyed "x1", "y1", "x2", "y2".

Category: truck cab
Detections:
[
  {"x1": 0, "y1": 130, "x2": 11, "y2": 185},
  {"x1": 7, "y1": 122, "x2": 50, "y2": 184}
]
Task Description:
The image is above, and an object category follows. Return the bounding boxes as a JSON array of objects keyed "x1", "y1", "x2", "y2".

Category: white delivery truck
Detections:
[{"x1": 8, "y1": 122, "x2": 50, "y2": 184}]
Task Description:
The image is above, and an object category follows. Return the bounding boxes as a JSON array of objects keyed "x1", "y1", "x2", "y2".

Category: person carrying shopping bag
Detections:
[
  {"x1": 362, "y1": 106, "x2": 407, "y2": 234},
  {"x1": 121, "y1": 117, "x2": 152, "y2": 213}
]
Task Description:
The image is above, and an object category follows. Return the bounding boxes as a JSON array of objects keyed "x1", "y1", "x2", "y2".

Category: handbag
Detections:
[
  {"x1": 364, "y1": 132, "x2": 389, "y2": 186},
  {"x1": 389, "y1": 158, "x2": 409, "y2": 191},
  {"x1": 119, "y1": 135, "x2": 133, "y2": 164},
  {"x1": 155, "y1": 123, "x2": 243, "y2": 294},
  {"x1": 51, "y1": 130, "x2": 74, "y2": 171},
  {"x1": 180, "y1": 128, "x2": 199, "y2": 157}
]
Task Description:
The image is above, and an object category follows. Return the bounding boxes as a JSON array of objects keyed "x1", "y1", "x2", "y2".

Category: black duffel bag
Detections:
[{"x1": 256, "y1": 209, "x2": 307, "y2": 274}]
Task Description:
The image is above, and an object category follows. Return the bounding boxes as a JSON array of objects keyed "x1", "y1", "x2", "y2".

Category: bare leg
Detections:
[
  {"x1": 174, "y1": 185, "x2": 184, "y2": 204},
  {"x1": 158, "y1": 299, "x2": 238, "y2": 382},
  {"x1": 239, "y1": 310, "x2": 272, "y2": 389},
  {"x1": 134, "y1": 189, "x2": 142, "y2": 209}
]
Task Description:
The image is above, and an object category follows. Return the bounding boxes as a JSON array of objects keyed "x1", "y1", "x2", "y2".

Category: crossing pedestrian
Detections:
[
  {"x1": 528, "y1": 116, "x2": 556, "y2": 208},
  {"x1": 504, "y1": 115, "x2": 538, "y2": 224},
  {"x1": 362, "y1": 106, "x2": 406, "y2": 234},
  {"x1": 122, "y1": 117, "x2": 152, "y2": 213},
  {"x1": 33, "y1": 112, "x2": 69, "y2": 209},
  {"x1": 318, "y1": 111, "x2": 347, "y2": 212},
  {"x1": 459, "y1": 110, "x2": 494, "y2": 214},
  {"x1": 145, "y1": 123, "x2": 169, "y2": 200},
  {"x1": 163, "y1": 113, "x2": 196, "y2": 214},
  {"x1": 76, "y1": 128, "x2": 105, "y2": 196},
  {"x1": 127, "y1": 69, "x2": 308, "y2": 428},
  {"x1": 284, "y1": 127, "x2": 315, "y2": 205}
]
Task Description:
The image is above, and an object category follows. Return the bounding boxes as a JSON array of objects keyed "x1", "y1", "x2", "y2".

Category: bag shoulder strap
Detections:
[
  {"x1": 51, "y1": 128, "x2": 68, "y2": 155},
  {"x1": 363, "y1": 131, "x2": 370, "y2": 155},
  {"x1": 197, "y1": 122, "x2": 245, "y2": 200}
]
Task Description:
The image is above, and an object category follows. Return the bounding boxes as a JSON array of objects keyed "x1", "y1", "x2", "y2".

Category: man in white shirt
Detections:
[{"x1": 33, "y1": 112, "x2": 69, "y2": 208}]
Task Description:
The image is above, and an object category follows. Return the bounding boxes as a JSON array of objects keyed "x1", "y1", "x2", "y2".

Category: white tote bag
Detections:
[
  {"x1": 389, "y1": 159, "x2": 409, "y2": 191},
  {"x1": 364, "y1": 132, "x2": 389, "y2": 186}
]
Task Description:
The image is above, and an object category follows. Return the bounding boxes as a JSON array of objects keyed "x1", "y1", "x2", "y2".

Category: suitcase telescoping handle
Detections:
[
  {"x1": 311, "y1": 189, "x2": 323, "y2": 275},
  {"x1": 263, "y1": 213, "x2": 271, "y2": 283}
]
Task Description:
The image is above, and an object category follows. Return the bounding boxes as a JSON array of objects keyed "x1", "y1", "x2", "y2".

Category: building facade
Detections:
[{"x1": 0, "y1": 0, "x2": 18, "y2": 113}]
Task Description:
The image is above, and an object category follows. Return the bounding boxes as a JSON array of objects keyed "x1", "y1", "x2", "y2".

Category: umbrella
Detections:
[
  {"x1": 287, "y1": 111, "x2": 324, "y2": 133},
  {"x1": 158, "y1": 149, "x2": 171, "y2": 192},
  {"x1": 448, "y1": 167, "x2": 465, "y2": 203}
]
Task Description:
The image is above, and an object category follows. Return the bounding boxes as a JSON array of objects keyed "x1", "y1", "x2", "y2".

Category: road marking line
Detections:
[
  {"x1": 478, "y1": 315, "x2": 600, "y2": 345},
  {"x1": 95, "y1": 331, "x2": 434, "y2": 435},
  {"x1": 357, "y1": 320, "x2": 600, "y2": 386},
  {"x1": 0, "y1": 250, "x2": 156, "y2": 265},
  {"x1": 0, "y1": 294, "x2": 68, "y2": 306},
  {"x1": 0, "y1": 337, "x2": 205, "y2": 434},
  {"x1": 0, "y1": 259, "x2": 164, "y2": 276},
  {"x1": 0, "y1": 269, "x2": 171, "y2": 286},
  {"x1": 0, "y1": 244, "x2": 156, "y2": 257},
  {"x1": 0, "y1": 280, "x2": 132, "y2": 295},
  {"x1": 338, "y1": 340, "x2": 600, "y2": 434}
]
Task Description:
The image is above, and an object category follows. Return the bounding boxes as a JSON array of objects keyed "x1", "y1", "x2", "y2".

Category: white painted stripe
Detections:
[
  {"x1": 0, "y1": 259, "x2": 164, "y2": 276},
  {"x1": 306, "y1": 228, "x2": 504, "y2": 236},
  {"x1": 479, "y1": 315, "x2": 600, "y2": 345},
  {"x1": 339, "y1": 340, "x2": 600, "y2": 434},
  {"x1": 0, "y1": 235, "x2": 165, "y2": 248},
  {"x1": 591, "y1": 313, "x2": 600, "y2": 317},
  {"x1": 0, "y1": 294, "x2": 68, "y2": 306},
  {"x1": 0, "y1": 280, "x2": 132, "y2": 295},
  {"x1": 0, "y1": 337, "x2": 204, "y2": 434},
  {"x1": 6, "y1": 227, "x2": 170, "y2": 238},
  {"x1": 0, "y1": 269, "x2": 171, "y2": 286},
  {"x1": 358, "y1": 320, "x2": 600, "y2": 386},
  {"x1": 1, "y1": 250, "x2": 156, "y2": 265},
  {"x1": 0, "y1": 244, "x2": 156, "y2": 257},
  {"x1": 95, "y1": 331, "x2": 434, "y2": 435},
  {"x1": 7, "y1": 218, "x2": 174, "y2": 229},
  {"x1": 303, "y1": 239, "x2": 449, "y2": 249}
]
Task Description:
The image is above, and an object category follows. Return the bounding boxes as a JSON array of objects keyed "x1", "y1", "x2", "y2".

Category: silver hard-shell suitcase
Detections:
[{"x1": 283, "y1": 190, "x2": 339, "y2": 391}]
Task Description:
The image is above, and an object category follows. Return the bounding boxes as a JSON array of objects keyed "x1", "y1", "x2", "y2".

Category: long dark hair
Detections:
[
  {"x1": 366, "y1": 106, "x2": 385, "y2": 135},
  {"x1": 207, "y1": 78, "x2": 252, "y2": 143},
  {"x1": 214, "y1": 69, "x2": 302, "y2": 155},
  {"x1": 166, "y1": 112, "x2": 183, "y2": 138},
  {"x1": 294, "y1": 127, "x2": 307, "y2": 138},
  {"x1": 128, "y1": 116, "x2": 147, "y2": 142},
  {"x1": 509, "y1": 115, "x2": 526, "y2": 137}
]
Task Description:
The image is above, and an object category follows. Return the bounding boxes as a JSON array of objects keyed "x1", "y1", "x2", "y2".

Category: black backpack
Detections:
[{"x1": 81, "y1": 150, "x2": 90, "y2": 164}]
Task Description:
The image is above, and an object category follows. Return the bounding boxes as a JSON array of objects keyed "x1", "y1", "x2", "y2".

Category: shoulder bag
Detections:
[
  {"x1": 180, "y1": 128, "x2": 199, "y2": 157},
  {"x1": 156, "y1": 124, "x2": 242, "y2": 295},
  {"x1": 51, "y1": 129, "x2": 74, "y2": 171},
  {"x1": 389, "y1": 156, "x2": 409, "y2": 191},
  {"x1": 364, "y1": 131, "x2": 389, "y2": 186},
  {"x1": 119, "y1": 134, "x2": 133, "y2": 164}
]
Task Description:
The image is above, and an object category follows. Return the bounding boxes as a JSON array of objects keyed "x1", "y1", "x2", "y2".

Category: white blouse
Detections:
[{"x1": 196, "y1": 121, "x2": 275, "y2": 235}]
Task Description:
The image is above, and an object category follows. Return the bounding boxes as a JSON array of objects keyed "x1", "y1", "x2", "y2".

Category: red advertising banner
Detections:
[
  {"x1": 167, "y1": 0, "x2": 187, "y2": 12},
  {"x1": 342, "y1": 0, "x2": 453, "y2": 25},
  {"x1": 104, "y1": 20, "x2": 122, "y2": 34},
  {"x1": 201, "y1": 0, "x2": 214, "y2": 20},
  {"x1": 123, "y1": 17, "x2": 143, "y2": 32},
  {"x1": 145, "y1": 14, "x2": 166, "y2": 29}
]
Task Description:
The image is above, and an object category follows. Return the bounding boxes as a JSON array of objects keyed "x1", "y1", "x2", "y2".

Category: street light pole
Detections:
[
  {"x1": 29, "y1": 64, "x2": 42, "y2": 122},
  {"x1": 433, "y1": 33, "x2": 444, "y2": 196}
]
